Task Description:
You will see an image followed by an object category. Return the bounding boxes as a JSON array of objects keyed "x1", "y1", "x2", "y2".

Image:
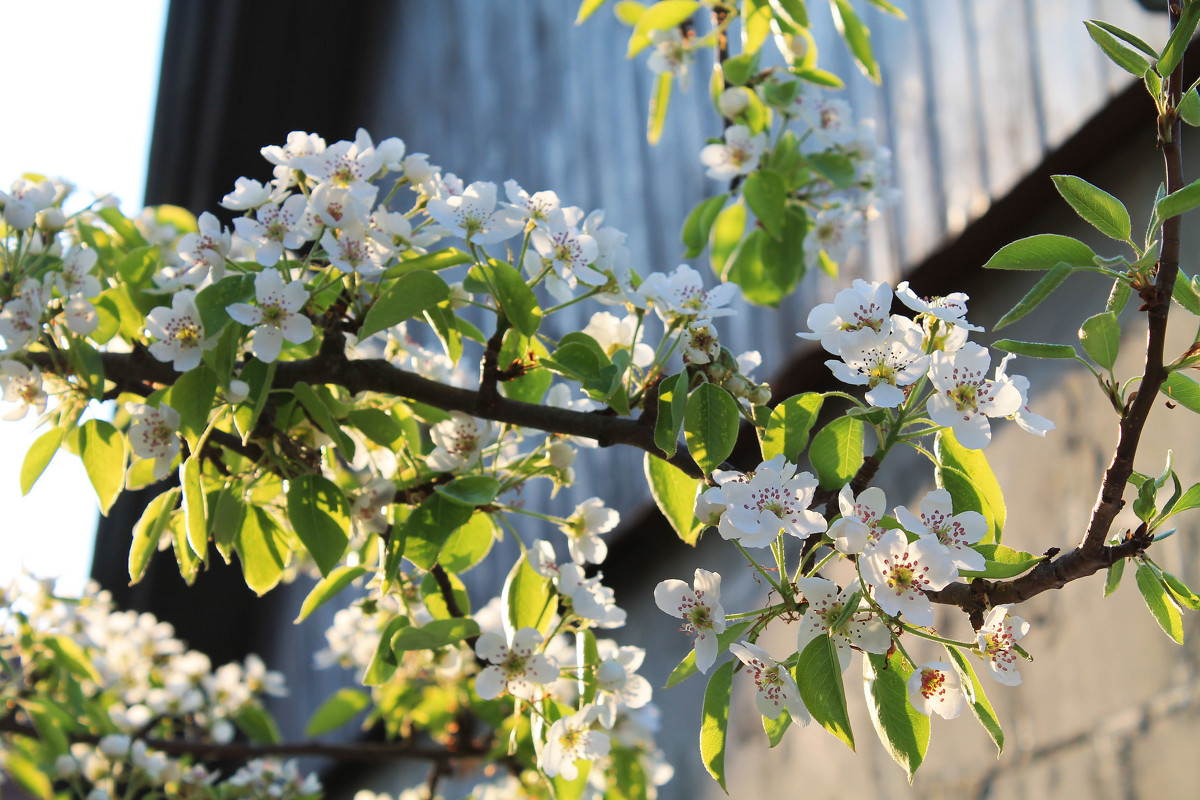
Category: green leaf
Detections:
[
  {"x1": 435, "y1": 475, "x2": 501, "y2": 506},
  {"x1": 20, "y1": 427, "x2": 62, "y2": 495},
  {"x1": 401, "y1": 493, "x2": 475, "y2": 571},
  {"x1": 194, "y1": 273, "x2": 255, "y2": 334},
  {"x1": 438, "y1": 512, "x2": 496, "y2": 573},
  {"x1": 768, "y1": 0, "x2": 808, "y2": 27},
  {"x1": 864, "y1": 652, "x2": 928, "y2": 782},
  {"x1": 1104, "y1": 557, "x2": 1126, "y2": 597},
  {"x1": 503, "y1": 554, "x2": 556, "y2": 637},
  {"x1": 943, "y1": 646, "x2": 1004, "y2": 754},
  {"x1": 347, "y1": 407, "x2": 404, "y2": 448},
  {"x1": 129, "y1": 488, "x2": 179, "y2": 584},
  {"x1": 865, "y1": 0, "x2": 904, "y2": 17},
  {"x1": 234, "y1": 704, "x2": 281, "y2": 744},
  {"x1": 935, "y1": 429, "x2": 1006, "y2": 543},
  {"x1": 684, "y1": 382, "x2": 740, "y2": 476},
  {"x1": 614, "y1": 0, "x2": 646, "y2": 26},
  {"x1": 5, "y1": 752, "x2": 53, "y2": 799},
  {"x1": 807, "y1": 151, "x2": 856, "y2": 189},
  {"x1": 1180, "y1": 87, "x2": 1200, "y2": 126},
  {"x1": 1135, "y1": 562, "x2": 1184, "y2": 644},
  {"x1": 627, "y1": 0, "x2": 699, "y2": 57},
  {"x1": 983, "y1": 234, "x2": 1097, "y2": 270},
  {"x1": 722, "y1": 52, "x2": 761, "y2": 86},
  {"x1": 761, "y1": 392, "x2": 823, "y2": 462},
  {"x1": 830, "y1": 0, "x2": 879, "y2": 83},
  {"x1": 1085, "y1": 19, "x2": 1157, "y2": 58},
  {"x1": 1106, "y1": 277, "x2": 1133, "y2": 314},
  {"x1": 645, "y1": 453, "x2": 703, "y2": 545},
  {"x1": 794, "y1": 67, "x2": 845, "y2": 88},
  {"x1": 700, "y1": 660, "x2": 735, "y2": 792},
  {"x1": 286, "y1": 475, "x2": 350, "y2": 576},
  {"x1": 44, "y1": 634, "x2": 101, "y2": 683},
  {"x1": 992, "y1": 339, "x2": 1078, "y2": 360},
  {"x1": 296, "y1": 565, "x2": 367, "y2": 623},
  {"x1": 1172, "y1": 269, "x2": 1200, "y2": 314},
  {"x1": 393, "y1": 618, "x2": 480, "y2": 651},
  {"x1": 1158, "y1": 1, "x2": 1200, "y2": 78},
  {"x1": 648, "y1": 70, "x2": 673, "y2": 145},
  {"x1": 364, "y1": 616, "x2": 410, "y2": 685},
  {"x1": 665, "y1": 620, "x2": 753, "y2": 689},
  {"x1": 292, "y1": 382, "x2": 356, "y2": 458},
  {"x1": 67, "y1": 336, "x2": 104, "y2": 398},
  {"x1": 994, "y1": 264, "x2": 1075, "y2": 330},
  {"x1": 1160, "y1": 371, "x2": 1200, "y2": 414},
  {"x1": 234, "y1": 507, "x2": 289, "y2": 596},
  {"x1": 114, "y1": 245, "x2": 159, "y2": 287},
  {"x1": 709, "y1": 200, "x2": 747, "y2": 277},
  {"x1": 1050, "y1": 175, "x2": 1131, "y2": 241},
  {"x1": 179, "y1": 455, "x2": 208, "y2": 562},
  {"x1": 305, "y1": 688, "x2": 371, "y2": 737},
  {"x1": 796, "y1": 635, "x2": 854, "y2": 750},
  {"x1": 488, "y1": 259, "x2": 542, "y2": 337},
  {"x1": 1153, "y1": 176, "x2": 1200, "y2": 228},
  {"x1": 653, "y1": 372, "x2": 687, "y2": 456},
  {"x1": 809, "y1": 416, "x2": 863, "y2": 491},
  {"x1": 161, "y1": 366, "x2": 218, "y2": 445},
  {"x1": 1162, "y1": 570, "x2": 1200, "y2": 610},
  {"x1": 1078, "y1": 311, "x2": 1121, "y2": 371},
  {"x1": 383, "y1": 247, "x2": 474, "y2": 280},
  {"x1": 358, "y1": 271, "x2": 450, "y2": 340},
  {"x1": 958, "y1": 544, "x2": 1045, "y2": 579},
  {"x1": 681, "y1": 194, "x2": 729, "y2": 258},
  {"x1": 576, "y1": 0, "x2": 608, "y2": 23},
  {"x1": 79, "y1": 419, "x2": 126, "y2": 515},
  {"x1": 1084, "y1": 21, "x2": 1151, "y2": 76},
  {"x1": 742, "y1": 170, "x2": 786, "y2": 240}
]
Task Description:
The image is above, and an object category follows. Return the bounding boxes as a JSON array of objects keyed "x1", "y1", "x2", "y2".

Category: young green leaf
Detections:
[
  {"x1": 1084, "y1": 20, "x2": 1151, "y2": 76},
  {"x1": 1085, "y1": 19, "x2": 1157, "y2": 58},
  {"x1": 935, "y1": 429, "x2": 1006, "y2": 542},
  {"x1": 1104, "y1": 557, "x2": 1126, "y2": 597},
  {"x1": 489, "y1": 259, "x2": 543, "y2": 337},
  {"x1": 709, "y1": 200, "x2": 747, "y2": 277},
  {"x1": 627, "y1": 0, "x2": 700, "y2": 57},
  {"x1": 233, "y1": 507, "x2": 289, "y2": 596},
  {"x1": 648, "y1": 70, "x2": 673, "y2": 145},
  {"x1": 763, "y1": 707, "x2": 792, "y2": 747},
  {"x1": 286, "y1": 475, "x2": 350, "y2": 576},
  {"x1": 796, "y1": 635, "x2": 854, "y2": 750},
  {"x1": 684, "y1": 382, "x2": 740, "y2": 477},
  {"x1": 943, "y1": 646, "x2": 1004, "y2": 754},
  {"x1": 992, "y1": 339, "x2": 1078, "y2": 360},
  {"x1": 700, "y1": 660, "x2": 735, "y2": 792},
  {"x1": 435, "y1": 475, "x2": 501, "y2": 506},
  {"x1": 1161, "y1": 570, "x2": 1200, "y2": 610},
  {"x1": 1158, "y1": 1, "x2": 1200, "y2": 78},
  {"x1": 864, "y1": 652, "x2": 928, "y2": 782},
  {"x1": 681, "y1": 193, "x2": 729, "y2": 258},
  {"x1": 400, "y1": 493, "x2": 475, "y2": 571},
  {"x1": 20, "y1": 427, "x2": 62, "y2": 496},
  {"x1": 1050, "y1": 175, "x2": 1131, "y2": 241},
  {"x1": 742, "y1": 170, "x2": 787, "y2": 240},
  {"x1": 129, "y1": 488, "x2": 180, "y2": 585},
  {"x1": 1135, "y1": 562, "x2": 1184, "y2": 644},
  {"x1": 809, "y1": 416, "x2": 863, "y2": 491},
  {"x1": 296, "y1": 565, "x2": 368, "y2": 623},
  {"x1": 437, "y1": 512, "x2": 496, "y2": 574},
  {"x1": 653, "y1": 372, "x2": 688, "y2": 456},
  {"x1": 768, "y1": 0, "x2": 809, "y2": 27},
  {"x1": 503, "y1": 554, "x2": 557, "y2": 637},
  {"x1": 983, "y1": 234, "x2": 1097, "y2": 270},
  {"x1": 575, "y1": 0, "x2": 608, "y2": 24},
  {"x1": 761, "y1": 392, "x2": 823, "y2": 462},
  {"x1": 958, "y1": 545, "x2": 1045, "y2": 579},
  {"x1": 994, "y1": 264, "x2": 1074, "y2": 330},
  {"x1": 1152, "y1": 176, "x2": 1200, "y2": 227},
  {"x1": 305, "y1": 688, "x2": 371, "y2": 737},
  {"x1": 1078, "y1": 311, "x2": 1121, "y2": 371},
  {"x1": 645, "y1": 453, "x2": 703, "y2": 545},
  {"x1": 392, "y1": 618, "x2": 480, "y2": 651},
  {"x1": 665, "y1": 620, "x2": 753, "y2": 688},
  {"x1": 1160, "y1": 371, "x2": 1200, "y2": 414},
  {"x1": 830, "y1": 0, "x2": 880, "y2": 83}
]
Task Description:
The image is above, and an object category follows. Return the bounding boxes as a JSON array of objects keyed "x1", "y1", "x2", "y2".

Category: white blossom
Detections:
[
  {"x1": 654, "y1": 569, "x2": 726, "y2": 673},
  {"x1": 427, "y1": 180, "x2": 524, "y2": 245},
  {"x1": 729, "y1": 641, "x2": 809, "y2": 722},
  {"x1": 717, "y1": 456, "x2": 826, "y2": 547},
  {"x1": 977, "y1": 605, "x2": 1030, "y2": 686},
  {"x1": 538, "y1": 705, "x2": 610, "y2": 781},
  {"x1": 699, "y1": 124, "x2": 766, "y2": 181},
  {"x1": 795, "y1": 578, "x2": 890, "y2": 670},
  {"x1": 126, "y1": 403, "x2": 181, "y2": 483},
  {"x1": 895, "y1": 488, "x2": 987, "y2": 572},
  {"x1": 426, "y1": 412, "x2": 493, "y2": 472},
  {"x1": 0, "y1": 360, "x2": 46, "y2": 420},
  {"x1": 860, "y1": 530, "x2": 958, "y2": 627},
  {"x1": 146, "y1": 290, "x2": 213, "y2": 372},
  {"x1": 927, "y1": 343, "x2": 1022, "y2": 450},
  {"x1": 907, "y1": 661, "x2": 966, "y2": 719},
  {"x1": 226, "y1": 268, "x2": 314, "y2": 363},
  {"x1": 474, "y1": 627, "x2": 558, "y2": 701},
  {"x1": 797, "y1": 278, "x2": 893, "y2": 353}
]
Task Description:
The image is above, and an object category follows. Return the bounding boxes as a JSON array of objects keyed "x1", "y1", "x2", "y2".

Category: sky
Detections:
[{"x1": 0, "y1": 1, "x2": 169, "y2": 594}]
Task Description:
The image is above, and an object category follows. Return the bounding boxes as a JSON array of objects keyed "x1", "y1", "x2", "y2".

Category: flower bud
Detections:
[
  {"x1": 97, "y1": 733, "x2": 131, "y2": 758},
  {"x1": 597, "y1": 658, "x2": 627, "y2": 691},
  {"x1": 725, "y1": 374, "x2": 750, "y2": 397},
  {"x1": 227, "y1": 379, "x2": 250, "y2": 404},
  {"x1": 55, "y1": 755, "x2": 79, "y2": 778},
  {"x1": 749, "y1": 383, "x2": 772, "y2": 406},
  {"x1": 36, "y1": 206, "x2": 65, "y2": 232},
  {"x1": 402, "y1": 154, "x2": 434, "y2": 184},
  {"x1": 718, "y1": 87, "x2": 751, "y2": 119},
  {"x1": 548, "y1": 440, "x2": 576, "y2": 470}
]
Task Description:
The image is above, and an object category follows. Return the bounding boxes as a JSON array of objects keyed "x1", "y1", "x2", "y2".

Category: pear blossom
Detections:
[
  {"x1": 593, "y1": 643, "x2": 652, "y2": 728},
  {"x1": 57, "y1": 245, "x2": 102, "y2": 298},
  {"x1": 319, "y1": 223, "x2": 392, "y2": 277},
  {"x1": 896, "y1": 281, "x2": 983, "y2": 332},
  {"x1": 146, "y1": 290, "x2": 214, "y2": 372},
  {"x1": 524, "y1": 211, "x2": 603, "y2": 301},
  {"x1": 927, "y1": 343, "x2": 1023, "y2": 450},
  {"x1": 794, "y1": 578, "x2": 890, "y2": 670},
  {"x1": 716, "y1": 456, "x2": 827, "y2": 547},
  {"x1": 805, "y1": 206, "x2": 862, "y2": 270},
  {"x1": 647, "y1": 28, "x2": 693, "y2": 91},
  {"x1": 474, "y1": 627, "x2": 558, "y2": 700},
  {"x1": 426, "y1": 412, "x2": 493, "y2": 472},
  {"x1": 976, "y1": 605, "x2": 1030, "y2": 685},
  {"x1": 294, "y1": 129, "x2": 385, "y2": 192},
  {"x1": 177, "y1": 212, "x2": 232, "y2": 280},
  {"x1": 827, "y1": 485, "x2": 888, "y2": 553},
  {"x1": 995, "y1": 354, "x2": 1054, "y2": 436},
  {"x1": 895, "y1": 488, "x2": 986, "y2": 572},
  {"x1": 860, "y1": 530, "x2": 958, "y2": 627},
  {"x1": 127, "y1": 403, "x2": 181, "y2": 481},
  {"x1": 682, "y1": 316, "x2": 721, "y2": 364},
  {"x1": 64, "y1": 296, "x2": 99, "y2": 336},
  {"x1": 232, "y1": 194, "x2": 316, "y2": 266},
  {"x1": 309, "y1": 182, "x2": 375, "y2": 229},
  {"x1": 370, "y1": 209, "x2": 443, "y2": 253},
  {"x1": 581, "y1": 311, "x2": 654, "y2": 368},
  {"x1": 654, "y1": 569, "x2": 727, "y2": 673},
  {"x1": 538, "y1": 705, "x2": 610, "y2": 781},
  {"x1": 826, "y1": 316, "x2": 930, "y2": 407},
  {"x1": 503, "y1": 179, "x2": 563, "y2": 230},
  {"x1": 907, "y1": 661, "x2": 966, "y2": 719},
  {"x1": 226, "y1": 268, "x2": 314, "y2": 363},
  {"x1": 427, "y1": 180, "x2": 524, "y2": 244},
  {"x1": 351, "y1": 477, "x2": 396, "y2": 536},
  {"x1": 1, "y1": 177, "x2": 56, "y2": 229},
  {"x1": 797, "y1": 278, "x2": 893, "y2": 353},
  {"x1": 220, "y1": 177, "x2": 274, "y2": 211},
  {"x1": 558, "y1": 564, "x2": 626, "y2": 628},
  {"x1": 0, "y1": 277, "x2": 49, "y2": 351},
  {"x1": 0, "y1": 360, "x2": 47, "y2": 420},
  {"x1": 641, "y1": 263, "x2": 740, "y2": 322},
  {"x1": 559, "y1": 497, "x2": 619, "y2": 565},
  {"x1": 402, "y1": 152, "x2": 435, "y2": 185},
  {"x1": 794, "y1": 88, "x2": 858, "y2": 149},
  {"x1": 261, "y1": 131, "x2": 326, "y2": 170},
  {"x1": 728, "y1": 641, "x2": 809, "y2": 722},
  {"x1": 700, "y1": 124, "x2": 767, "y2": 180}
]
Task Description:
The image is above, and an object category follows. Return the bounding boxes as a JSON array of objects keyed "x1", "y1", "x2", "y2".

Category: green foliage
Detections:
[
  {"x1": 810, "y1": 416, "x2": 863, "y2": 490},
  {"x1": 699, "y1": 660, "x2": 735, "y2": 793},
  {"x1": 684, "y1": 382, "x2": 740, "y2": 476},
  {"x1": 796, "y1": 635, "x2": 854, "y2": 750},
  {"x1": 864, "y1": 652, "x2": 928, "y2": 782}
]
